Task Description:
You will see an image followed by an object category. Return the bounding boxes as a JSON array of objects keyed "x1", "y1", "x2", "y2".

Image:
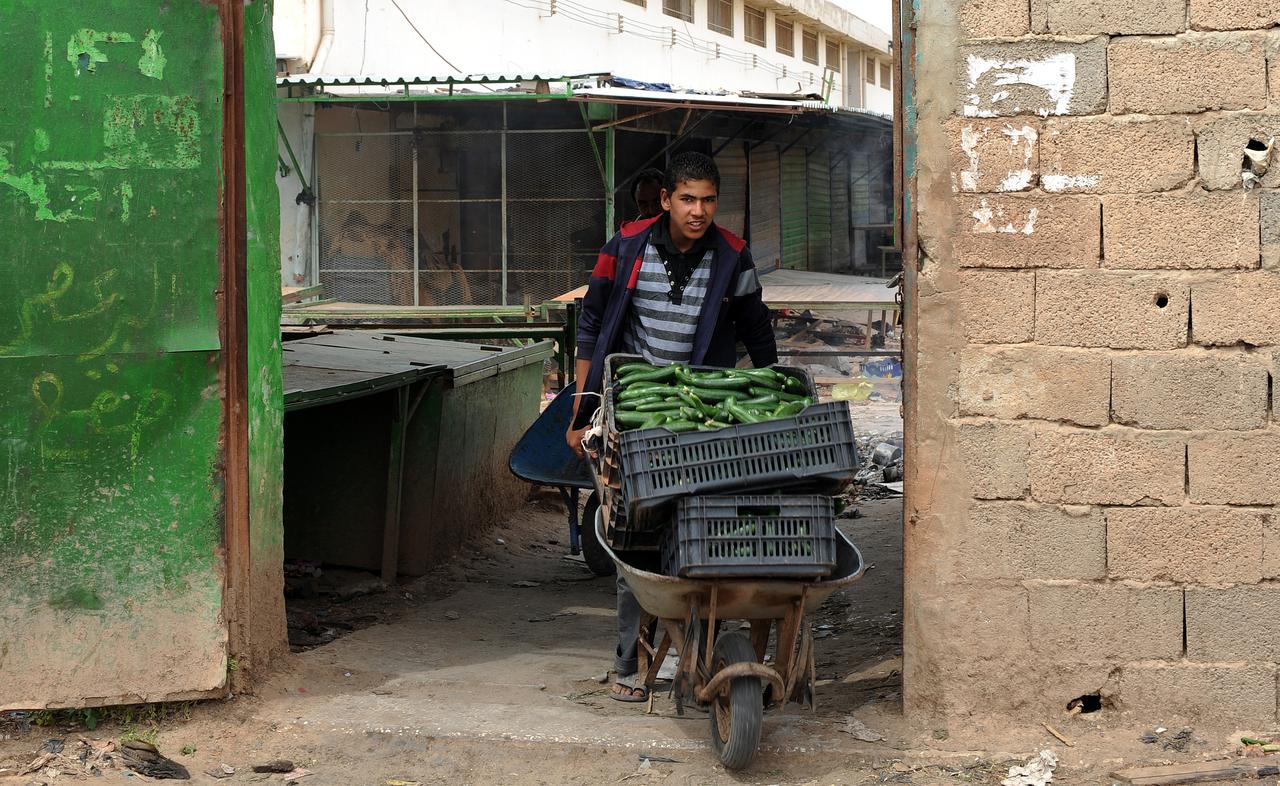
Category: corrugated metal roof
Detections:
[
  {"x1": 572, "y1": 86, "x2": 829, "y2": 114},
  {"x1": 276, "y1": 72, "x2": 606, "y2": 87}
]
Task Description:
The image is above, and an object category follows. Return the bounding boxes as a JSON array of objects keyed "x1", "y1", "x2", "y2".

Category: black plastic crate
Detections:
[
  {"x1": 619, "y1": 402, "x2": 858, "y2": 526},
  {"x1": 661, "y1": 495, "x2": 837, "y2": 578}
]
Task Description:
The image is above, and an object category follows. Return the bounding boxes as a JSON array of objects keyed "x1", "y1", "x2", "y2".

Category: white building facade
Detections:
[{"x1": 274, "y1": 0, "x2": 893, "y2": 114}]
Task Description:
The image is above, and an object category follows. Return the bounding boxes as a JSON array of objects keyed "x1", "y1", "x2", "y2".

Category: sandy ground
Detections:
[{"x1": 2, "y1": 493, "x2": 1275, "y2": 785}]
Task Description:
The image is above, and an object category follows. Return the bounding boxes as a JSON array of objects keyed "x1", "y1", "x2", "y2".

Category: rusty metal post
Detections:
[{"x1": 219, "y1": 0, "x2": 252, "y2": 689}]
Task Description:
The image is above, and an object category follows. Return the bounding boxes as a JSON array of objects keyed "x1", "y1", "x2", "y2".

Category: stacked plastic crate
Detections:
[{"x1": 599, "y1": 355, "x2": 861, "y2": 578}]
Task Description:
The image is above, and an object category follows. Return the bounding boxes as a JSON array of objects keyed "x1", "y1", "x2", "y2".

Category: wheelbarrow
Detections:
[
  {"x1": 593, "y1": 513, "x2": 866, "y2": 770},
  {"x1": 509, "y1": 382, "x2": 614, "y2": 576}
]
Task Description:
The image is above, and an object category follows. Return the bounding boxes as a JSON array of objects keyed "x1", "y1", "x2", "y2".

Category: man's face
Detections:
[
  {"x1": 634, "y1": 180, "x2": 663, "y2": 219},
  {"x1": 661, "y1": 178, "x2": 718, "y2": 246}
]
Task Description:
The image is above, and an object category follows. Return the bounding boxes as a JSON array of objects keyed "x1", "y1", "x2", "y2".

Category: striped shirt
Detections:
[{"x1": 621, "y1": 240, "x2": 713, "y2": 364}]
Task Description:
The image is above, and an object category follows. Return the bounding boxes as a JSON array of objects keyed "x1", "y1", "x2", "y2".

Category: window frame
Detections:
[
  {"x1": 880, "y1": 61, "x2": 892, "y2": 89},
  {"x1": 621, "y1": 0, "x2": 645, "y2": 6},
  {"x1": 802, "y1": 28, "x2": 819, "y2": 65},
  {"x1": 775, "y1": 17, "x2": 794, "y2": 57},
  {"x1": 825, "y1": 39, "x2": 840, "y2": 71},
  {"x1": 707, "y1": 0, "x2": 733, "y2": 36},
  {"x1": 866, "y1": 56, "x2": 877, "y2": 84},
  {"x1": 662, "y1": 0, "x2": 693, "y2": 23},
  {"x1": 744, "y1": 4, "x2": 767, "y2": 47}
]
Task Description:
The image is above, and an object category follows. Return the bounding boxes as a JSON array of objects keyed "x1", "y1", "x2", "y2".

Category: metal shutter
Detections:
[
  {"x1": 748, "y1": 145, "x2": 781, "y2": 270},
  {"x1": 807, "y1": 148, "x2": 831, "y2": 272},
  {"x1": 781, "y1": 148, "x2": 808, "y2": 270},
  {"x1": 716, "y1": 142, "x2": 747, "y2": 238},
  {"x1": 830, "y1": 153, "x2": 851, "y2": 270}
]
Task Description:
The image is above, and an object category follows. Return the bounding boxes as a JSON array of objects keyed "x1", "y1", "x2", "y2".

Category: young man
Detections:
[{"x1": 566, "y1": 151, "x2": 777, "y2": 701}]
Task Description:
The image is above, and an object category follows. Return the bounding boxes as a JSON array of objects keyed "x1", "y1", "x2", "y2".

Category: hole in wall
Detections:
[
  {"x1": 1067, "y1": 693, "x2": 1103, "y2": 714},
  {"x1": 1154, "y1": 292, "x2": 1170, "y2": 309}
]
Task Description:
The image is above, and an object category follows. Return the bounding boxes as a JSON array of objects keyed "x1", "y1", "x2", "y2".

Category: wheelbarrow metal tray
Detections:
[{"x1": 596, "y1": 515, "x2": 864, "y2": 621}]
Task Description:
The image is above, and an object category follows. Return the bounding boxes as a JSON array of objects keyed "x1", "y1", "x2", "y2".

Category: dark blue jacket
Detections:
[{"x1": 573, "y1": 215, "x2": 777, "y2": 428}]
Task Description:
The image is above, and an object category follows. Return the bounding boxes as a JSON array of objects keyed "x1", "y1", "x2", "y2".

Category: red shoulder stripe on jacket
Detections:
[
  {"x1": 620, "y1": 214, "x2": 662, "y2": 238},
  {"x1": 592, "y1": 252, "x2": 618, "y2": 279},
  {"x1": 716, "y1": 224, "x2": 746, "y2": 252},
  {"x1": 626, "y1": 255, "x2": 643, "y2": 289}
]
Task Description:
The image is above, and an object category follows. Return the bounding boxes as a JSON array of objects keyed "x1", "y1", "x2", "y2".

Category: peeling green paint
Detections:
[
  {"x1": 67, "y1": 29, "x2": 135, "y2": 76},
  {"x1": 117, "y1": 182, "x2": 132, "y2": 221},
  {"x1": 43, "y1": 33, "x2": 53, "y2": 108},
  {"x1": 33, "y1": 129, "x2": 50, "y2": 153},
  {"x1": 138, "y1": 29, "x2": 166, "y2": 80},
  {"x1": 0, "y1": 145, "x2": 64, "y2": 222}
]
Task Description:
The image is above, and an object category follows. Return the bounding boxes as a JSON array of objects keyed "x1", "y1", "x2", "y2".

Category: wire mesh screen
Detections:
[
  {"x1": 506, "y1": 130, "x2": 604, "y2": 305},
  {"x1": 315, "y1": 132, "x2": 417, "y2": 305},
  {"x1": 315, "y1": 109, "x2": 605, "y2": 307}
]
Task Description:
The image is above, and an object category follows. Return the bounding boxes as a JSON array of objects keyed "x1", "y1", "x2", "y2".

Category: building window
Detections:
[
  {"x1": 802, "y1": 29, "x2": 818, "y2": 65},
  {"x1": 880, "y1": 61, "x2": 892, "y2": 89},
  {"x1": 663, "y1": 0, "x2": 693, "y2": 22},
  {"x1": 622, "y1": 0, "x2": 645, "y2": 5},
  {"x1": 775, "y1": 18, "x2": 794, "y2": 57},
  {"x1": 825, "y1": 39, "x2": 840, "y2": 71},
  {"x1": 708, "y1": 0, "x2": 733, "y2": 35},
  {"x1": 744, "y1": 5, "x2": 766, "y2": 46},
  {"x1": 866, "y1": 57, "x2": 876, "y2": 84}
]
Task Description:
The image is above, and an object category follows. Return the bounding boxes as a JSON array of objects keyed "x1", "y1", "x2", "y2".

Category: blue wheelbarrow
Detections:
[{"x1": 509, "y1": 382, "x2": 614, "y2": 576}]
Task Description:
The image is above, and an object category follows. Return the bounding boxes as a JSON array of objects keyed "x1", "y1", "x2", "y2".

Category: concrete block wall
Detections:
[{"x1": 906, "y1": 0, "x2": 1280, "y2": 723}]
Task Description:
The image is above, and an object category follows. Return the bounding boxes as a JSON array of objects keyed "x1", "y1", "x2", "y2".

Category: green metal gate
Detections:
[
  {"x1": 0, "y1": 2, "x2": 253, "y2": 708},
  {"x1": 780, "y1": 148, "x2": 807, "y2": 269}
]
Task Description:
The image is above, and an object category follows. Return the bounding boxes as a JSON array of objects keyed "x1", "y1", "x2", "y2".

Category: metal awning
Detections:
[{"x1": 276, "y1": 71, "x2": 607, "y2": 88}]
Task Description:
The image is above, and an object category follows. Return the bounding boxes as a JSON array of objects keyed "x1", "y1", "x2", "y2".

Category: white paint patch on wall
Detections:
[
  {"x1": 956, "y1": 123, "x2": 1038, "y2": 193},
  {"x1": 964, "y1": 53, "x2": 1077, "y2": 117},
  {"x1": 971, "y1": 199, "x2": 1038, "y2": 235},
  {"x1": 1042, "y1": 173, "x2": 1101, "y2": 192}
]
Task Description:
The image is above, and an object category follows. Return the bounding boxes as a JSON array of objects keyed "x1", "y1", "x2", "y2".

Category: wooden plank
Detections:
[
  {"x1": 1112, "y1": 756, "x2": 1280, "y2": 785},
  {"x1": 281, "y1": 283, "x2": 326, "y2": 304}
]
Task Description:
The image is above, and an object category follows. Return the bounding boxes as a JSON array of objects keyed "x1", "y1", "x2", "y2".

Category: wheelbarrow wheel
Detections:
[
  {"x1": 580, "y1": 492, "x2": 614, "y2": 577},
  {"x1": 708, "y1": 631, "x2": 763, "y2": 771}
]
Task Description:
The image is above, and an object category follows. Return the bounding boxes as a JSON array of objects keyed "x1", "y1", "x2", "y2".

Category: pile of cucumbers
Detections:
[{"x1": 611, "y1": 362, "x2": 814, "y2": 433}]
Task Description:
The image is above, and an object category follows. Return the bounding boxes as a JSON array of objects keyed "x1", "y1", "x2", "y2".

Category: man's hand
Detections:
[{"x1": 566, "y1": 425, "x2": 591, "y2": 459}]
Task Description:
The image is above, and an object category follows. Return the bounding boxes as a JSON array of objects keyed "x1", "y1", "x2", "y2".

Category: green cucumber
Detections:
[
  {"x1": 634, "y1": 400, "x2": 687, "y2": 413},
  {"x1": 618, "y1": 383, "x2": 677, "y2": 402},
  {"x1": 684, "y1": 374, "x2": 751, "y2": 390},
  {"x1": 752, "y1": 386, "x2": 807, "y2": 403},
  {"x1": 726, "y1": 401, "x2": 765, "y2": 424},
  {"x1": 740, "y1": 393, "x2": 779, "y2": 407},
  {"x1": 614, "y1": 361, "x2": 653, "y2": 377},
  {"x1": 618, "y1": 394, "x2": 664, "y2": 410},
  {"x1": 659, "y1": 419, "x2": 699, "y2": 433},
  {"x1": 783, "y1": 375, "x2": 807, "y2": 394},
  {"x1": 618, "y1": 365, "x2": 676, "y2": 386},
  {"x1": 614, "y1": 410, "x2": 650, "y2": 427}
]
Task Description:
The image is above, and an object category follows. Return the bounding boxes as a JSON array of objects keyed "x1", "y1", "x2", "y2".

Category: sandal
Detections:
[{"x1": 610, "y1": 675, "x2": 649, "y2": 703}]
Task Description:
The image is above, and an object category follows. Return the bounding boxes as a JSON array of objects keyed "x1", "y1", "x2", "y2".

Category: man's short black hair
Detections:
[
  {"x1": 664, "y1": 152, "x2": 720, "y2": 195},
  {"x1": 630, "y1": 168, "x2": 664, "y2": 201}
]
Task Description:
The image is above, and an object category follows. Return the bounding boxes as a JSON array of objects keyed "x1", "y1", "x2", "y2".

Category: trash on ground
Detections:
[
  {"x1": 207, "y1": 763, "x2": 236, "y2": 779},
  {"x1": 512, "y1": 580, "x2": 541, "y2": 588},
  {"x1": 1001, "y1": 750, "x2": 1057, "y2": 786},
  {"x1": 838, "y1": 717, "x2": 885, "y2": 742},
  {"x1": 444, "y1": 611, "x2": 461, "y2": 620},
  {"x1": 121, "y1": 740, "x2": 191, "y2": 780},
  {"x1": 638, "y1": 754, "x2": 680, "y2": 763},
  {"x1": 254, "y1": 759, "x2": 296, "y2": 773},
  {"x1": 283, "y1": 767, "x2": 314, "y2": 780},
  {"x1": 385, "y1": 780, "x2": 423, "y2": 786}
]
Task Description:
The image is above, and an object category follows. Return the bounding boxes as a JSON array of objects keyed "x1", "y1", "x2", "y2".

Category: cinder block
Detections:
[
  {"x1": 1103, "y1": 194, "x2": 1259, "y2": 270},
  {"x1": 1032, "y1": 0, "x2": 1186, "y2": 34},
  {"x1": 960, "y1": 270, "x2": 1035, "y2": 343},
  {"x1": 1107, "y1": 506, "x2": 1265, "y2": 583},
  {"x1": 1267, "y1": 515, "x2": 1280, "y2": 579},
  {"x1": 959, "y1": 346, "x2": 1110, "y2": 426},
  {"x1": 961, "y1": 0, "x2": 1032, "y2": 38},
  {"x1": 956, "y1": 194, "x2": 1100, "y2": 268},
  {"x1": 958, "y1": 420, "x2": 1031, "y2": 500},
  {"x1": 1193, "y1": 272, "x2": 1280, "y2": 346},
  {"x1": 1109, "y1": 34, "x2": 1268, "y2": 114},
  {"x1": 967, "y1": 501, "x2": 1106, "y2": 579},
  {"x1": 1120, "y1": 664, "x2": 1278, "y2": 722},
  {"x1": 1030, "y1": 429, "x2": 1184, "y2": 505},
  {"x1": 1263, "y1": 193, "x2": 1280, "y2": 269},
  {"x1": 1040, "y1": 116, "x2": 1194, "y2": 193},
  {"x1": 1189, "y1": 432, "x2": 1280, "y2": 505},
  {"x1": 961, "y1": 38, "x2": 1109, "y2": 118},
  {"x1": 1187, "y1": 586, "x2": 1280, "y2": 661},
  {"x1": 1111, "y1": 353, "x2": 1269, "y2": 430},
  {"x1": 1196, "y1": 113, "x2": 1280, "y2": 190},
  {"x1": 1035, "y1": 271, "x2": 1189, "y2": 350},
  {"x1": 947, "y1": 118, "x2": 1040, "y2": 193},
  {"x1": 1028, "y1": 583, "x2": 1183, "y2": 660},
  {"x1": 1191, "y1": 0, "x2": 1280, "y2": 30},
  {"x1": 931, "y1": 585, "x2": 1032, "y2": 664}
]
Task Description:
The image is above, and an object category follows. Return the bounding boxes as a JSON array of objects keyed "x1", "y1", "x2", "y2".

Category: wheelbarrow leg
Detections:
[{"x1": 558, "y1": 486, "x2": 580, "y2": 555}]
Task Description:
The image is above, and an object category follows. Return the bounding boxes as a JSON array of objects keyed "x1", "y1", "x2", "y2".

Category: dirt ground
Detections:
[{"x1": 2, "y1": 492, "x2": 1276, "y2": 785}]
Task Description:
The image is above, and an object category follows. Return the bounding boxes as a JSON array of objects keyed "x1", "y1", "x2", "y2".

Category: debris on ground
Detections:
[
  {"x1": 1162, "y1": 727, "x2": 1194, "y2": 752},
  {"x1": 511, "y1": 580, "x2": 541, "y2": 588},
  {"x1": 1001, "y1": 750, "x2": 1057, "y2": 786},
  {"x1": 837, "y1": 716, "x2": 885, "y2": 742},
  {"x1": 206, "y1": 763, "x2": 236, "y2": 779},
  {"x1": 121, "y1": 739, "x2": 191, "y2": 780},
  {"x1": 254, "y1": 759, "x2": 297, "y2": 773},
  {"x1": 638, "y1": 754, "x2": 680, "y2": 763},
  {"x1": 444, "y1": 610, "x2": 461, "y2": 620},
  {"x1": 282, "y1": 766, "x2": 314, "y2": 781}
]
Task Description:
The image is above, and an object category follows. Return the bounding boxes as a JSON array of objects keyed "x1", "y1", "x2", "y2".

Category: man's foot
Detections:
[{"x1": 610, "y1": 676, "x2": 648, "y2": 703}]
